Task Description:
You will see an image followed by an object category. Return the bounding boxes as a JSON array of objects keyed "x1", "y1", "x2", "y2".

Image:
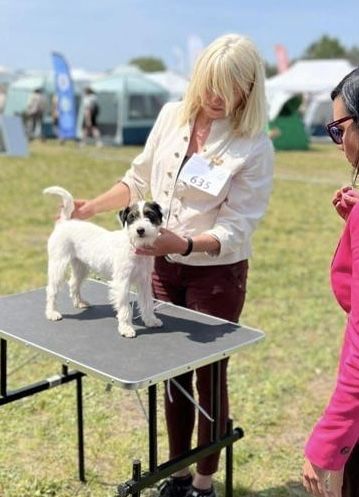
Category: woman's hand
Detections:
[
  {"x1": 302, "y1": 458, "x2": 343, "y2": 497},
  {"x1": 71, "y1": 199, "x2": 97, "y2": 220},
  {"x1": 135, "y1": 228, "x2": 189, "y2": 257},
  {"x1": 332, "y1": 186, "x2": 359, "y2": 220}
]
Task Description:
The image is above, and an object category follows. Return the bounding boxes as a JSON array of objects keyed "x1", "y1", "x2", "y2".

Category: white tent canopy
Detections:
[
  {"x1": 266, "y1": 59, "x2": 354, "y2": 94},
  {"x1": 266, "y1": 59, "x2": 355, "y2": 122},
  {"x1": 146, "y1": 71, "x2": 188, "y2": 101}
]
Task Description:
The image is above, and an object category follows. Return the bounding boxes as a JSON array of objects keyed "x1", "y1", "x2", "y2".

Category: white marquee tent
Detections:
[
  {"x1": 266, "y1": 59, "x2": 355, "y2": 134},
  {"x1": 146, "y1": 71, "x2": 188, "y2": 101}
]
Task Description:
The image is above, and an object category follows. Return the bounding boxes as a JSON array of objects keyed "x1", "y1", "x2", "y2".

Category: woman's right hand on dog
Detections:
[
  {"x1": 332, "y1": 186, "x2": 359, "y2": 220},
  {"x1": 71, "y1": 199, "x2": 96, "y2": 219}
]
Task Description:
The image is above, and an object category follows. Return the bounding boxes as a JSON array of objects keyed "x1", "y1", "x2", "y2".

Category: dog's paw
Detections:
[
  {"x1": 144, "y1": 317, "x2": 163, "y2": 328},
  {"x1": 46, "y1": 310, "x2": 63, "y2": 321},
  {"x1": 119, "y1": 324, "x2": 136, "y2": 338}
]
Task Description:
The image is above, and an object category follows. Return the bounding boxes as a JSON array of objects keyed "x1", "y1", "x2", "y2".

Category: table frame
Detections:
[{"x1": 0, "y1": 336, "x2": 244, "y2": 497}]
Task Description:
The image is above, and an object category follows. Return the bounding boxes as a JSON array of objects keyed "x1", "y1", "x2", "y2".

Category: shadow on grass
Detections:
[{"x1": 215, "y1": 480, "x2": 307, "y2": 497}]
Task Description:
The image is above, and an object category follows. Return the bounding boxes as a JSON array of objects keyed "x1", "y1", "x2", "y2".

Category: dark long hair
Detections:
[{"x1": 331, "y1": 68, "x2": 359, "y2": 186}]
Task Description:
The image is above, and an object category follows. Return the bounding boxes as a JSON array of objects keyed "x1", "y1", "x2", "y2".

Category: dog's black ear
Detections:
[
  {"x1": 151, "y1": 202, "x2": 163, "y2": 224},
  {"x1": 118, "y1": 207, "x2": 130, "y2": 226}
]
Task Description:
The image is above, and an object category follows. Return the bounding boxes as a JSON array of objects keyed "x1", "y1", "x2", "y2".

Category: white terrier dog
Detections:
[{"x1": 43, "y1": 186, "x2": 163, "y2": 338}]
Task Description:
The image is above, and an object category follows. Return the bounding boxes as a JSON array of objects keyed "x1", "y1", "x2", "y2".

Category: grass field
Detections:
[{"x1": 0, "y1": 141, "x2": 351, "y2": 496}]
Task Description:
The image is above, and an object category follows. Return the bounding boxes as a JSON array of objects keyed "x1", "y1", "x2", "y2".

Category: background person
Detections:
[
  {"x1": 51, "y1": 94, "x2": 59, "y2": 137},
  {"x1": 303, "y1": 67, "x2": 359, "y2": 497},
  {"x1": 81, "y1": 87, "x2": 102, "y2": 147},
  {"x1": 0, "y1": 85, "x2": 6, "y2": 113},
  {"x1": 71, "y1": 34, "x2": 274, "y2": 497},
  {"x1": 24, "y1": 87, "x2": 46, "y2": 139}
]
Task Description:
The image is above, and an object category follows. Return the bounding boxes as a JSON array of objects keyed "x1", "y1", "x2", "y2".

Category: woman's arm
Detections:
[
  {"x1": 72, "y1": 182, "x2": 130, "y2": 219},
  {"x1": 135, "y1": 228, "x2": 220, "y2": 256}
]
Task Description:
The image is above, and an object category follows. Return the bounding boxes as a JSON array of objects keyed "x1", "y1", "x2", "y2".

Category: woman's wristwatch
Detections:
[{"x1": 181, "y1": 236, "x2": 193, "y2": 256}]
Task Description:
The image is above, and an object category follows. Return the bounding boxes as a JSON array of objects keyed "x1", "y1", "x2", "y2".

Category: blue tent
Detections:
[{"x1": 77, "y1": 66, "x2": 169, "y2": 145}]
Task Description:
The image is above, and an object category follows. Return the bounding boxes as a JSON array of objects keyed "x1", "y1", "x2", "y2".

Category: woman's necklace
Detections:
[
  {"x1": 188, "y1": 113, "x2": 213, "y2": 154},
  {"x1": 194, "y1": 119, "x2": 212, "y2": 142}
]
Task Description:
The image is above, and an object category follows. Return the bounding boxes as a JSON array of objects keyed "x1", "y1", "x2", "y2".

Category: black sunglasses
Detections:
[{"x1": 326, "y1": 115, "x2": 354, "y2": 144}]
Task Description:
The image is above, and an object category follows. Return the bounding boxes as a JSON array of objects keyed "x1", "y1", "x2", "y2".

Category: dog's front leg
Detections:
[
  {"x1": 137, "y1": 270, "x2": 163, "y2": 329},
  {"x1": 110, "y1": 280, "x2": 136, "y2": 338}
]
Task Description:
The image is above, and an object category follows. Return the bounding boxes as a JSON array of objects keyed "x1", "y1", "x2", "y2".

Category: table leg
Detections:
[
  {"x1": 225, "y1": 419, "x2": 233, "y2": 497},
  {"x1": 210, "y1": 361, "x2": 221, "y2": 442},
  {"x1": 76, "y1": 374, "x2": 86, "y2": 482},
  {"x1": 148, "y1": 384, "x2": 158, "y2": 472},
  {"x1": 0, "y1": 338, "x2": 7, "y2": 397},
  {"x1": 132, "y1": 459, "x2": 141, "y2": 497}
]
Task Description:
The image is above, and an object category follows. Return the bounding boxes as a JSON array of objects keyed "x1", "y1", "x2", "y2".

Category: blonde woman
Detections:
[{"x1": 72, "y1": 34, "x2": 274, "y2": 497}]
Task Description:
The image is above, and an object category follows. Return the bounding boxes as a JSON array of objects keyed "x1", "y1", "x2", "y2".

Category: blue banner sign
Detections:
[{"x1": 51, "y1": 52, "x2": 76, "y2": 139}]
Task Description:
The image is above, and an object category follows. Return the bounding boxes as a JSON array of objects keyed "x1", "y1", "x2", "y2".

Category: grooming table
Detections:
[{"x1": 0, "y1": 280, "x2": 264, "y2": 497}]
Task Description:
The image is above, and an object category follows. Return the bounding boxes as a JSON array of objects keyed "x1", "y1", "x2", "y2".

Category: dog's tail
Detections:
[{"x1": 43, "y1": 186, "x2": 74, "y2": 221}]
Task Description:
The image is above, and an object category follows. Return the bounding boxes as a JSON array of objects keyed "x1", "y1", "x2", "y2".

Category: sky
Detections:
[{"x1": 1, "y1": 0, "x2": 358, "y2": 75}]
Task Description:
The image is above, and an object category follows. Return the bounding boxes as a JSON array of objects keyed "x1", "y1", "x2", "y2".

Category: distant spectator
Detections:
[
  {"x1": 81, "y1": 87, "x2": 102, "y2": 147},
  {"x1": 25, "y1": 88, "x2": 47, "y2": 140},
  {"x1": 51, "y1": 94, "x2": 59, "y2": 137},
  {"x1": 0, "y1": 85, "x2": 6, "y2": 113}
]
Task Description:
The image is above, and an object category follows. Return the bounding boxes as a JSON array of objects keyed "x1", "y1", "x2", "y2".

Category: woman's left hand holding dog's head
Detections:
[{"x1": 135, "y1": 228, "x2": 188, "y2": 257}]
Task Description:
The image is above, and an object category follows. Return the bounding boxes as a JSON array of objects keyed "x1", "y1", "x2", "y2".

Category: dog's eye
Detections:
[
  {"x1": 145, "y1": 212, "x2": 156, "y2": 222},
  {"x1": 126, "y1": 213, "x2": 135, "y2": 223}
]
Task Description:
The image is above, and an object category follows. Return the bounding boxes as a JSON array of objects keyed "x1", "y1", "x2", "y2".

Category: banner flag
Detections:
[
  {"x1": 187, "y1": 35, "x2": 204, "y2": 75},
  {"x1": 274, "y1": 44, "x2": 290, "y2": 74},
  {"x1": 51, "y1": 52, "x2": 76, "y2": 139}
]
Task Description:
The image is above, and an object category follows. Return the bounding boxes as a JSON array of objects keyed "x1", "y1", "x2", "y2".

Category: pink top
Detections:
[{"x1": 305, "y1": 202, "x2": 359, "y2": 470}]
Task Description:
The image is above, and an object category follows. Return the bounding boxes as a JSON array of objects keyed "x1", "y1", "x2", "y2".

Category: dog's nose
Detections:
[{"x1": 137, "y1": 227, "x2": 145, "y2": 237}]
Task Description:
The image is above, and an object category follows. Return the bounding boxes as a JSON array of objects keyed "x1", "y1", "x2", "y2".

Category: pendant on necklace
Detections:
[{"x1": 211, "y1": 155, "x2": 224, "y2": 166}]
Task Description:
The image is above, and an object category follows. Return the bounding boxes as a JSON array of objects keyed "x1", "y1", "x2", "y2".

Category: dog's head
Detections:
[{"x1": 118, "y1": 201, "x2": 163, "y2": 248}]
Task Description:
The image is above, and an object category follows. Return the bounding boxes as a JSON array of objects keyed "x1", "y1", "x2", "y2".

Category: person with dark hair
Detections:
[
  {"x1": 303, "y1": 67, "x2": 359, "y2": 497},
  {"x1": 81, "y1": 87, "x2": 102, "y2": 147},
  {"x1": 69, "y1": 34, "x2": 274, "y2": 497}
]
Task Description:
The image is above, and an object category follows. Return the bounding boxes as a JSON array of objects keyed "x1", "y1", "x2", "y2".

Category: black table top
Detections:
[{"x1": 0, "y1": 280, "x2": 264, "y2": 389}]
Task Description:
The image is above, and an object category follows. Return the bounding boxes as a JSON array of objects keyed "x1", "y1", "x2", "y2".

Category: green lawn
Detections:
[{"x1": 0, "y1": 141, "x2": 350, "y2": 496}]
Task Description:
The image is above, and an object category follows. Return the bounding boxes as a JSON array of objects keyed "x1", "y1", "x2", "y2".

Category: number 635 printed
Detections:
[{"x1": 190, "y1": 175, "x2": 211, "y2": 190}]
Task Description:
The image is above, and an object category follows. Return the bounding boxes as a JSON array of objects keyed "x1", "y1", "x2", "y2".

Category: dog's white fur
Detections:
[{"x1": 44, "y1": 186, "x2": 163, "y2": 338}]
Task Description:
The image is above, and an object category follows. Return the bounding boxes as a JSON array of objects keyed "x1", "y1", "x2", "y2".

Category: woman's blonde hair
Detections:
[{"x1": 180, "y1": 34, "x2": 267, "y2": 137}]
